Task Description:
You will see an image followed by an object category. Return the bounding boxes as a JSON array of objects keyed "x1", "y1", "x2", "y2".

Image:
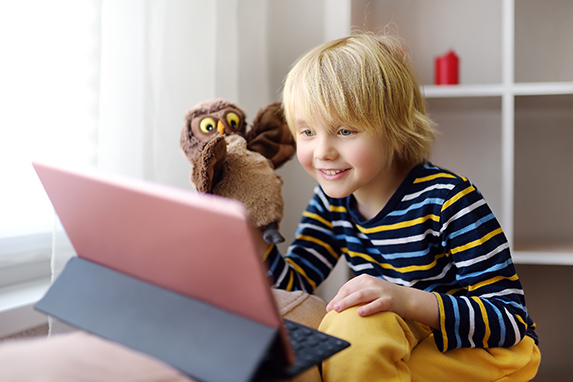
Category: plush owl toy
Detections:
[{"x1": 180, "y1": 98, "x2": 295, "y2": 244}]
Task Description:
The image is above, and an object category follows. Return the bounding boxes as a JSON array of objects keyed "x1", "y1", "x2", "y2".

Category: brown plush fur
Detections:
[
  {"x1": 246, "y1": 101, "x2": 295, "y2": 169},
  {"x1": 212, "y1": 135, "x2": 284, "y2": 228},
  {"x1": 191, "y1": 135, "x2": 227, "y2": 193}
]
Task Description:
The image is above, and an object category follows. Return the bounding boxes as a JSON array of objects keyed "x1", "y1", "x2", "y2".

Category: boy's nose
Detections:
[{"x1": 314, "y1": 136, "x2": 337, "y2": 161}]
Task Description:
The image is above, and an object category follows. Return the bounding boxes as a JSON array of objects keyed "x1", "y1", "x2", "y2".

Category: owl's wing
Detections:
[
  {"x1": 191, "y1": 135, "x2": 227, "y2": 193},
  {"x1": 245, "y1": 101, "x2": 295, "y2": 169}
]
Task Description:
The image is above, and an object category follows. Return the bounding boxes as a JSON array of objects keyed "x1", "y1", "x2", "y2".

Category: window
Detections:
[{"x1": 0, "y1": 1, "x2": 100, "y2": 288}]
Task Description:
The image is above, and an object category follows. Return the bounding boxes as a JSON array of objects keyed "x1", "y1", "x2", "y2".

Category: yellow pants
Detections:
[{"x1": 319, "y1": 307, "x2": 540, "y2": 382}]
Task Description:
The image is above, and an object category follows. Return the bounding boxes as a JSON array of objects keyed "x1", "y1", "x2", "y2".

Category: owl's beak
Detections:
[{"x1": 217, "y1": 120, "x2": 225, "y2": 135}]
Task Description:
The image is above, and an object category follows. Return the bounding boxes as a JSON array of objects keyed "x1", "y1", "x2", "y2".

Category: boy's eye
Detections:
[
  {"x1": 338, "y1": 128, "x2": 354, "y2": 136},
  {"x1": 301, "y1": 129, "x2": 314, "y2": 137}
]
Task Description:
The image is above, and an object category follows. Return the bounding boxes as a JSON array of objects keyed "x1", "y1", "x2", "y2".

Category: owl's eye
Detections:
[
  {"x1": 226, "y1": 112, "x2": 240, "y2": 130},
  {"x1": 199, "y1": 117, "x2": 217, "y2": 133}
]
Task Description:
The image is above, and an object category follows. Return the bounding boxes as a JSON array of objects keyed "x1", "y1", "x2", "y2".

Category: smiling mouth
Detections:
[{"x1": 320, "y1": 168, "x2": 349, "y2": 176}]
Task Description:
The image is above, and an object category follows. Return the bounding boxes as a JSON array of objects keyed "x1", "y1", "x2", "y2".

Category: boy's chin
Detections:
[{"x1": 318, "y1": 184, "x2": 353, "y2": 200}]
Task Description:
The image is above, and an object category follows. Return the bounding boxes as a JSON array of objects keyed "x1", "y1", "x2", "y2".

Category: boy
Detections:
[{"x1": 262, "y1": 33, "x2": 540, "y2": 381}]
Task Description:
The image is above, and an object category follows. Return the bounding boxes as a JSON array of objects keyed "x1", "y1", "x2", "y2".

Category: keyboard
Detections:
[
  {"x1": 252, "y1": 319, "x2": 350, "y2": 381},
  {"x1": 282, "y1": 319, "x2": 350, "y2": 377}
]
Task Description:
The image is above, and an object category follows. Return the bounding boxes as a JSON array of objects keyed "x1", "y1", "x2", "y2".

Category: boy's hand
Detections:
[
  {"x1": 326, "y1": 274, "x2": 439, "y2": 329},
  {"x1": 326, "y1": 274, "x2": 408, "y2": 316}
]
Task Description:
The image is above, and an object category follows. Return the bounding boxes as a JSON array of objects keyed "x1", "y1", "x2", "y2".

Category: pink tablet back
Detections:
[{"x1": 33, "y1": 162, "x2": 281, "y2": 330}]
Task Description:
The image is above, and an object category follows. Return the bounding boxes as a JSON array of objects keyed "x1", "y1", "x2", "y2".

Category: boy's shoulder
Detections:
[
  {"x1": 406, "y1": 162, "x2": 473, "y2": 197},
  {"x1": 398, "y1": 163, "x2": 482, "y2": 218},
  {"x1": 415, "y1": 162, "x2": 468, "y2": 183}
]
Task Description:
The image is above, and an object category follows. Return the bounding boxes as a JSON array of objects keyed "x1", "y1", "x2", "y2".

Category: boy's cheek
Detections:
[
  {"x1": 296, "y1": 148, "x2": 311, "y2": 168},
  {"x1": 296, "y1": 150, "x2": 317, "y2": 178}
]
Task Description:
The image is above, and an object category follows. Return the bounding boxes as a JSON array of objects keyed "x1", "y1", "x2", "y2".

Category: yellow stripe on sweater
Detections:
[
  {"x1": 347, "y1": 251, "x2": 447, "y2": 273},
  {"x1": 472, "y1": 297, "x2": 491, "y2": 347},
  {"x1": 434, "y1": 292, "x2": 448, "y2": 350},
  {"x1": 286, "y1": 272, "x2": 294, "y2": 291},
  {"x1": 451, "y1": 228, "x2": 503, "y2": 255},
  {"x1": 468, "y1": 274, "x2": 519, "y2": 292},
  {"x1": 285, "y1": 258, "x2": 316, "y2": 290},
  {"x1": 297, "y1": 235, "x2": 340, "y2": 260},
  {"x1": 357, "y1": 214, "x2": 440, "y2": 234},
  {"x1": 330, "y1": 205, "x2": 348, "y2": 213},
  {"x1": 261, "y1": 245, "x2": 273, "y2": 262},
  {"x1": 414, "y1": 173, "x2": 457, "y2": 183},
  {"x1": 302, "y1": 211, "x2": 333, "y2": 228},
  {"x1": 442, "y1": 185, "x2": 475, "y2": 212}
]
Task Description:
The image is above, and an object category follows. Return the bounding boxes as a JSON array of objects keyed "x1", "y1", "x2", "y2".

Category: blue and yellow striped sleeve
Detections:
[
  {"x1": 431, "y1": 180, "x2": 532, "y2": 351},
  {"x1": 264, "y1": 187, "x2": 340, "y2": 292}
]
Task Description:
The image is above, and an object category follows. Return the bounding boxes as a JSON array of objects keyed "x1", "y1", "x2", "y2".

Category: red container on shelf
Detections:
[{"x1": 435, "y1": 50, "x2": 459, "y2": 85}]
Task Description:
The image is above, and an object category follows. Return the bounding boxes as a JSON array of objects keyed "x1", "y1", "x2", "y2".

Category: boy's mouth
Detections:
[{"x1": 319, "y1": 168, "x2": 349, "y2": 177}]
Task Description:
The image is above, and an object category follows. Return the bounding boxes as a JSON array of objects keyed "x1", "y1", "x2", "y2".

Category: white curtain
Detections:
[
  {"x1": 48, "y1": 0, "x2": 274, "y2": 332},
  {"x1": 51, "y1": 0, "x2": 273, "y2": 272}
]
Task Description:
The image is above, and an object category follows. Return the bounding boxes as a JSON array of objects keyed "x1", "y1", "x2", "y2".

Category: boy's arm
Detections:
[
  {"x1": 432, "y1": 181, "x2": 534, "y2": 351},
  {"x1": 263, "y1": 188, "x2": 340, "y2": 292},
  {"x1": 405, "y1": 286, "x2": 440, "y2": 329}
]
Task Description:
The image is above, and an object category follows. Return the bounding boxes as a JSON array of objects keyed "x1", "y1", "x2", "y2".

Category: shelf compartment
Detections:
[
  {"x1": 426, "y1": 97, "x2": 504, "y2": 223},
  {"x1": 515, "y1": 264, "x2": 573, "y2": 379},
  {"x1": 515, "y1": 0, "x2": 573, "y2": 83},
  {"x1": 351, "y1": 0, "x2": 502, "y2": 86},
  {"x1": 513, "y1": 94, "x2": 573, "y2": 261}
]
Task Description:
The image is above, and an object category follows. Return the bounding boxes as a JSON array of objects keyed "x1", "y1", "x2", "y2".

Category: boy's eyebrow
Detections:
[{"x1": 294, "y1": 119, "x2": 310, "y2": 128}]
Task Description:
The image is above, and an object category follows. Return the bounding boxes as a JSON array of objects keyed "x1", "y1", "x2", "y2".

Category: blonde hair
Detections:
[{"x1": 282, "y1": 32, "x2": 435, "y2": 168}]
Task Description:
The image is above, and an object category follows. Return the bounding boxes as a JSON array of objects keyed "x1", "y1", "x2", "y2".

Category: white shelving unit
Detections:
[
  {"x1": 332, "y1": 0, "x2": 573, "y2": 378},
  {"x1": 343, "y1": 0, "x2": 573, "y2": 268}
]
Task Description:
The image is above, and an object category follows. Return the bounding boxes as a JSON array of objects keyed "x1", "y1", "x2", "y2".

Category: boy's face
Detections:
[{"x1": 293, "y1": 103, "x2": 395, "y2": 206}]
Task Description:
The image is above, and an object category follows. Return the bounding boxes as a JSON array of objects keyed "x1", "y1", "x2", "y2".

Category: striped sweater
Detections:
[{"x1": 264, "y1": 162, "x2": 537, "y2": 352}]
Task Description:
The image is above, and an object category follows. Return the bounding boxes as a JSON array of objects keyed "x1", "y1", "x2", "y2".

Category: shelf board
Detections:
[
  {"x1": 513, "y1": 243, "x2": 573, "y2": 266},
  {"x1": 513, "y1": 82, "x2": 573, "y2": 96},
  {"x1": 513, "y1": 251, "x2": 573, "y2": 266},
  {"x1": 422, "y1": 82, "x2": 573, "y2": 99},
  {"x1": 422, "y1": 84, "x2": 504, "y2": 98}
]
